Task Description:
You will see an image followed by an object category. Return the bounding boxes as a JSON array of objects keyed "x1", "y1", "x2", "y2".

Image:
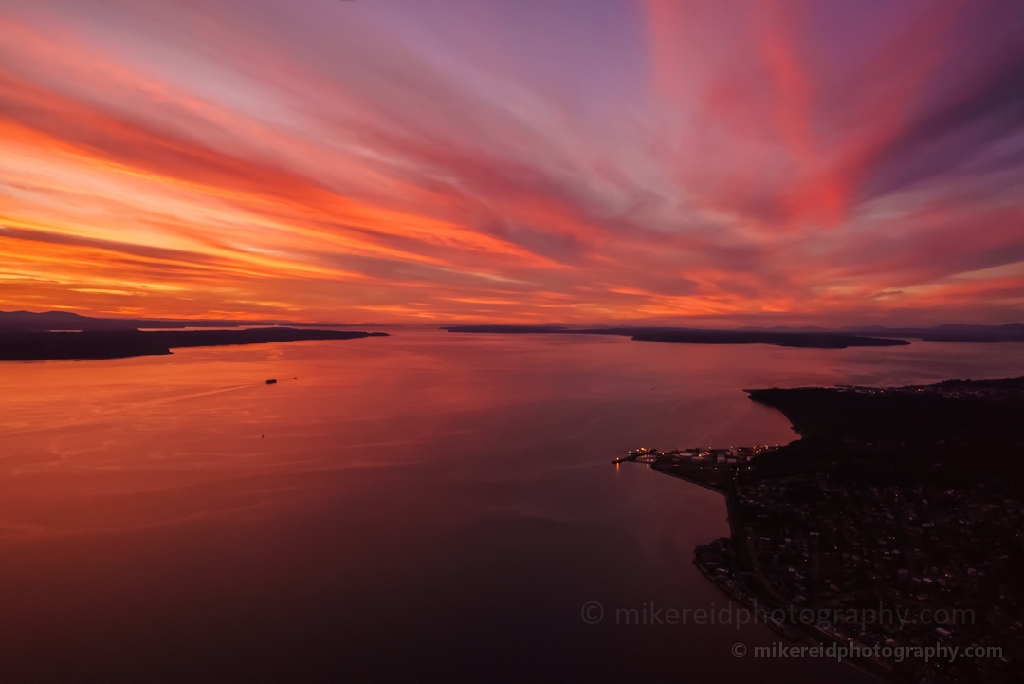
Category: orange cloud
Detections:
[{"x1": 0, "y1": 1, "x2": 1021, "y2": 325}]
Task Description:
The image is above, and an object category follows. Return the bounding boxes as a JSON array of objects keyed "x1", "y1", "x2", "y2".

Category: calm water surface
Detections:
[{"x1": 2, "y1": 330, "x2": 1023, "y2": 683}]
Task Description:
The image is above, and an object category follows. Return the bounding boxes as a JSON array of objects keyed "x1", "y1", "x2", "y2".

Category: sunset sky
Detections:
[{"x1": 1, "y1": 0, "x2": 1023, "y2": 325}]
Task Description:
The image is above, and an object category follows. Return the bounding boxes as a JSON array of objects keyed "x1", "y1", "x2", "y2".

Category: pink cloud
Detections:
[{"x1": 0, "y1": 0, "x2": 1022, "y2": 324}]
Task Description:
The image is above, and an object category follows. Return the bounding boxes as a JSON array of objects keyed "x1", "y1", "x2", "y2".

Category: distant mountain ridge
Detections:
[
  {"x1": 0, "y1": 310, "x2": 284, "y2": 332},
  {"x1": 5, "y1": 312, "x2": 1023, "y2": 342}
]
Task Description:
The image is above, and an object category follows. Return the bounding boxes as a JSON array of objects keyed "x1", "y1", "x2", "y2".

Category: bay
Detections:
[{"x1": 2, "y1": 329, "x2": 1022, "y2": 682}]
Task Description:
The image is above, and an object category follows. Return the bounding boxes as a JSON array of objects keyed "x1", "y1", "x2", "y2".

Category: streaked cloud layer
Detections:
[{"x1": 1, "y1": 0, "x2": 1022, "y2": 324}]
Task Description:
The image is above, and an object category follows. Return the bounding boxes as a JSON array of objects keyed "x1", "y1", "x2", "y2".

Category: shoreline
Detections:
[
  {"x1": 631, "y1": 373, "x2": 1024, "y2": 684},
  {"x1": 0, "y1": 328, "x2": 390, "y2": 361},
  {"x1": 443, "y1": 325, "x2": 910, "y2": 349},
  {"x1": 650, "y1": 456, "x2": 905, "y2": 683}
]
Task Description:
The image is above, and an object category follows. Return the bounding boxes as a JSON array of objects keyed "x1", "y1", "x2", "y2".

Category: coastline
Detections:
[
  {"x1": 0, "y1": 328, "x2": 390, "y2": 361},
  {"x1": 634, "y1": 376, "x2": 1024, "y2": 683},
  {"x1": 652, "y1": 457, "x2": 903, "y2": 683}
]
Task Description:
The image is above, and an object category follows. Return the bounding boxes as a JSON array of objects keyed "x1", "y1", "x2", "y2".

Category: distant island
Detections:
[
  {"x1": 623, "y1": 376, "x2": 1024, "y2": 682},
  {"x1": 445, "y1": 323, "x2": 1024, "y2": 347},
  {"x1": 0, "y1": 312, "x2": 388, "y2": 360},
  {"x1": 444, "y1": 325, "x2": 909, "y2": 349},
  {"x1": 631, "y1": 330, "x2": 907, "y2": 349}
]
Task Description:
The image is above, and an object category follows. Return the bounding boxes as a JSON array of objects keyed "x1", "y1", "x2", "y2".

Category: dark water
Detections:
[{"x1": 2, "y1": 330, "x2": 1023, "y2": 683}]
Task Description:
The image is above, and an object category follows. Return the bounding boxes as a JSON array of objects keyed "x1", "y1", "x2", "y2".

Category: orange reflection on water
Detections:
[{"x1": 1, "y1": 331, "x2": 1023, "y2": 681}]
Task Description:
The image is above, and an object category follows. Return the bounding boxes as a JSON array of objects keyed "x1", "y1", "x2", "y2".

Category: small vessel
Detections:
[{"x1": 266, "y1": 378, "x2": 277, "y2": 384}]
